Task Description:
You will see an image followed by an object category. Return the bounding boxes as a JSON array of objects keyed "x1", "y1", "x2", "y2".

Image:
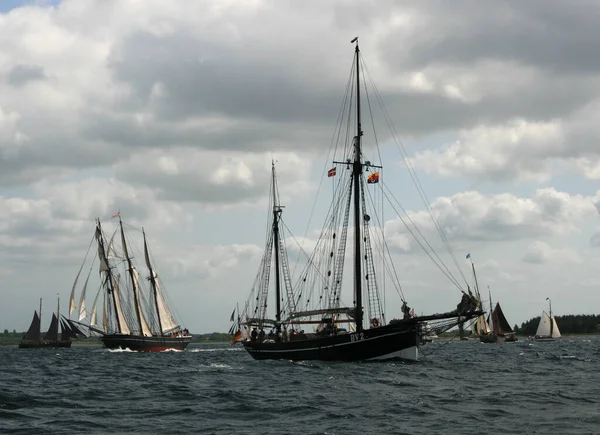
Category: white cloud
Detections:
[{"x1": 522, "y1": 241, "x2": 582, "y2": 264}]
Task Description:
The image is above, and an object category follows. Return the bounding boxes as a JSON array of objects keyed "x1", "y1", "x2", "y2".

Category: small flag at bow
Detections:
[
  {"x1": 367, "y1": 172, "x2": 379, "y2": 184},
  {"x1": 328, "y1": 167, "x2": 336, "y2": 177}
]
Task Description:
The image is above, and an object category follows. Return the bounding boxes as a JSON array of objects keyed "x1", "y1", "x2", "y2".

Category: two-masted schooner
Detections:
[
  {"x1": 230, "y1": 38, "x2": 483, "y2": 362},
  {"x1": 67, "y1": 213, "x2": 192, "y2": 351},
  {"x1": 19, "y1": 297, "x2": 75, "y2": 348}
]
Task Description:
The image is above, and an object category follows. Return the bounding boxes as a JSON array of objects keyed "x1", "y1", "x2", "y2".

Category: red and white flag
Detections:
[{"x1": 327, "y1": 167, "x2": 336, "y2": 177}]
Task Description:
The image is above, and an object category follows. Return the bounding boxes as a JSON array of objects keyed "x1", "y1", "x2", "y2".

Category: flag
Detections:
[
  {"x1": 466, "y1": 253, "x2": 471, "y2": 259},
  {"x1": 229, "y1": 308, "x2": 235, "y2": 322},
  {"x1": 367, "y1": 172, "x2": 379, "y2": 184},
  {"x1": 409, "y1": 308, "x2": 415, "y2": 318},
  {"x1": 111, "y1": 211, "x2": 120, "y2": 219},
  {"x1": 328, "y1": 167, "x2": 336, "y2": 177},
  {"x1": 231, "y1": 330, "x2": 243, "y2": 345},
  {"x1": 545, "y1": 297, "x2": 549, "y2": 300}
]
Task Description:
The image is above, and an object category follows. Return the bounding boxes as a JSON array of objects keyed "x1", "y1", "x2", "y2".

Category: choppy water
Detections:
[{"x1": 1, "y1": 337, "x2": 599, "y2": 434}]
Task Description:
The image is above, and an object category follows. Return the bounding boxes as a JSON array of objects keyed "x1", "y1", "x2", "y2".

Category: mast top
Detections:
[{"x1": 351, "y1": 36, "x2": 358, "y2": 44}]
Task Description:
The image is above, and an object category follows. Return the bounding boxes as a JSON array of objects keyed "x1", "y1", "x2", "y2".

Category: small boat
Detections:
[
  {"x1": 67, "y1": 213, "x2": 192, "y2": 352},
  {"x1": 467, "y1": 256, "x2": 497, "y2": 343},
  {"x1": 230, "y1": 38, "x2": 482, "y2": 362},
  {"x1": 534, "y1": 297, "x2": 561, "y2": 341},
  {"x1": 19, "y1": 298, "x2": 73, "y2": 349},
  {"x1": 491, "y1": 299, "x2": 518, "y2": 342}
]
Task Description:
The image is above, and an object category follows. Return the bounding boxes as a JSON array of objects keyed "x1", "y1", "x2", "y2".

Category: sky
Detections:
[{"x1": 1, "y1": 0, "x2": 600, "y2": 334}]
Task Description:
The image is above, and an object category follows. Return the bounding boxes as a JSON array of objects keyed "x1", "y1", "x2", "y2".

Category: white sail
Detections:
[
  {"x1": 131, "y1": 267, "x2": 152, "y2": 336},
  {"x1": 535, "y1": 311, "x2": 560, "y2": 337},
  {"x1": 78, "y1": 273, "x2": 91, "y2": 321},
  {"x1": 473, "y1": 314, "x2": 491, "y2": 335},
  {"x1": 90, "y1": 286, "x2": 102, "y2": 325},
  {"x1": 154, "y1": 279, "x2": 179, "y2": 333},
  {"x1": 111, "y1": 276, "x2": 131, "y2": 335},
  {"x1": 551, "y1": 315, "x2": 561, "y2": 338},
  {"x1": 143, "y1": 234, "x2": 179, "y2": 334},
  {"x1": 69, "y1": 268, "x2": 81, "y2": 316}
]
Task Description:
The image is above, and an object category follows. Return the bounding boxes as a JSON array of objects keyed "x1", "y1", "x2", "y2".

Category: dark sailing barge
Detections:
[
  {"x1": 19, "y1": 298, "x2": 75, "y2": 349},
  {"x1": 231, "y1": 38, "x2": 482, "y2": 362},
  {"x1": 67, "y1": 214, "x2": 191, "y2": 352}
]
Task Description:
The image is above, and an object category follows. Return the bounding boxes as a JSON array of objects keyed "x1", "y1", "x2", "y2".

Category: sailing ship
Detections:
[
  {"x1": 534, "y1": 297, "x2": 561, "y2": 341},
  {"x1": 467, "y1": 256, "x2": 497, "y2": 343},
  {"x1": 67, "y1": 214, "x2": 192, "y2": 352},
  {"x1": 230, "y1": 38, "x2": 482, "y2": 362},
  {"x1": 490, "y1": 300, "x2": 518, "y2": 342},
  {"x1": 19, "y1": 298, "x2": 74, "y2": 348}
]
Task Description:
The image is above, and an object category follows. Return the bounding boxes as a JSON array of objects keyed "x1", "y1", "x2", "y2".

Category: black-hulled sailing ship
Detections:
[
  {"x1": 67, "y1": 213, "x2": 192, "y2": 351},
  {"x1": 19, "y1": 298, "x2": 74, "y2": 348},
  {"x1": 230, "y1": 38, "x2": 482, "y2": 362}
]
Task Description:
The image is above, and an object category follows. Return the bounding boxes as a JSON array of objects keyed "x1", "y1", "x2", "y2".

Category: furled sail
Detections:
[
  {"x1": 43, "y1": 313, "x2": 59, "y2": 341},
  {"x1": 23, "y1": 311, "x2": 41, "y2": 342}
]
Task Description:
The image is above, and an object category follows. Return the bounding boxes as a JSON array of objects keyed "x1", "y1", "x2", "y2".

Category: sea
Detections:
[{"x1": 1, "y1": 337, "x2": 599, "y2": 435}]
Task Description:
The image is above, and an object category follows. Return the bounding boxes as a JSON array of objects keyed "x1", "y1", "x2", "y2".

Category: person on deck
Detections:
[{"x1": 251, "y1": 328, "x2": 258, "y2": 342}]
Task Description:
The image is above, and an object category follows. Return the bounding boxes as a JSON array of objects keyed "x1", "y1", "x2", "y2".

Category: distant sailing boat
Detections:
[
  {"x1": 67, "y1": 213, "x2": 192, "y2": 352},
  {"x1": 467, "y1": 255, "x2": 497, "y2": 343},
  {"x1": 534, "y1": 297, "x2": 561, "y2": 341},
  {"x1": 490, "y1": 290, "x2": 518, "y2": 342},
  {"x1": 230, "y1": 38, "x2": 482, "y2": 362},
  {"x1": 19, "y1": 297, "x2": 74, "y2": 348}
]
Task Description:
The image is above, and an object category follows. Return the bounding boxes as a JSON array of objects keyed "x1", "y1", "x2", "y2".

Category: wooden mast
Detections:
[
  {"x1": 119, "y1": 216, "x2": 144, "y2": 335},
  {"x1": 272, "y1": 161, "x2": 282, "y2": 334},
  {"x1": 97, "y1": 219, "x2": 121, "y2": 333},
  {"x1": 351, "y1": 36, "x2": 364, "y2": 333},
  {"x1": 144, "y1": 228, "x2": 163, "y2": 334}
]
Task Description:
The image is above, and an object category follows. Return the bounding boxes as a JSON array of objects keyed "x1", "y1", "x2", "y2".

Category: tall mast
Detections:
[
  {"x1": 272, "y1": 161, "x2": 282, "y2": 333},
  {"x1": 144, "y1": 228, "x2": 163, "y2": 334},
  {"x1": 548, "y1": 297, "x2": 553, "y2": 337},
  {"x1": 97, "y1": 219, "x2": 122, "y2": 333},
  {"x1": 351, "y1": 36, "x2": 364, "y2": 333},
  {"x1": 119, "y1": 216, "x2": 144, "y2": 335}
]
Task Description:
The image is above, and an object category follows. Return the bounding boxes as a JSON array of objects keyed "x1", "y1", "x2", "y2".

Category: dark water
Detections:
[{"x1": 1, "y1": 337, "x2": 599, "y2": 435}]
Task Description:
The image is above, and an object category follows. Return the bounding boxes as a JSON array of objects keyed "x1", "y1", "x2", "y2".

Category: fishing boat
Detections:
[
  {"x1": 67, "y1": 213, "x2": 192, "y2": 352},
  {"x1": 230, "y1": 38, "x2": 482, "y2": 362},
  {"x1": 534, "y1": 297, "x2": 561, "y2": 341},
  {"x1": 19, "y1": 298, "x2": 74, "y2": 348}
]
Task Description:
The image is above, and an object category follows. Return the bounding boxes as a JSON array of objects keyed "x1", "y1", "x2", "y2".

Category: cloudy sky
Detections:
[{"x1": 1, "y1": 0, "x2": 599, "y2": 334}]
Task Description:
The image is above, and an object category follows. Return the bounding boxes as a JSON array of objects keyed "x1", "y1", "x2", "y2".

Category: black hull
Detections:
[
  {"x1": 242, "y1": 323, "x2": 420, "y2": 362},
  {"x1": 101, "y1": 334, "x2": 192, "y2": 352},
  {"x1": 479, "y1": 333, "x2": 498, "y2": 343},
  {"x1": 18, "y1": 340, "x2": 72, "y2": 349}
]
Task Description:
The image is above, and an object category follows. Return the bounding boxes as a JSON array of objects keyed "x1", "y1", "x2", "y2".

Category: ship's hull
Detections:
[
  {"x1": 242, "y1": 323, "x2": 420, "y2": 362},
  {"x1": 101, "y1": 334, "x2": 192, "y2": 352},
  {"x1": 18, "y1": 340, "x2": 72, "y2": 349},
  {"x1": 479, "y1": 333, "x2": 498, "y2": 343}
]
